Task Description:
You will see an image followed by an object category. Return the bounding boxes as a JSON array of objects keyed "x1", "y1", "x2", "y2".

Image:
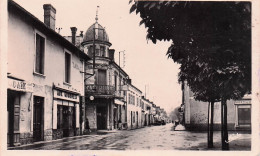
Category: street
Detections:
[{"x1": 9, "y1": 124, "x2": 251, "y2": 150}]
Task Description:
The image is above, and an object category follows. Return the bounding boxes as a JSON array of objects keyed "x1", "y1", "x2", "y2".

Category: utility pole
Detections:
[{"x1": 118, "y1": 50, "x2": 125, "y2": 94}]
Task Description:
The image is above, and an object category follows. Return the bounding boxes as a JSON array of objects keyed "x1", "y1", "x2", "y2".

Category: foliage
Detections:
[
  {"x1": 130, "y1": 1, "x2": 251, "y2": 101},
  {"x1": 169, "y1": 107, "x2": 180, "y2": 121}
]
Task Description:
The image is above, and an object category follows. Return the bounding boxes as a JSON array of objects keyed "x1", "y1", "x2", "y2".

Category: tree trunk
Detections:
[
  {"x1": 210, "y1": 101, "x2": 214, "y2": 147},
  {"x1": 208, "y1": 101, "x2": 214, "y2": 148},
  {"x1": 207, "y1": 102, "x2": 210, "y2": 147},
  {"x1": 221, "y1": 98, "x2": 229, "y2": 150}
]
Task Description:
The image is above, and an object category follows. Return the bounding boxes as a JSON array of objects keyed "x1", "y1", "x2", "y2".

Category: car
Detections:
[
  {"x1": 154, "y1": 120, "x2": 162, "y2": 125},
  {"x1": 161, "y1": 120, "x2": 166, "y2": 125}
]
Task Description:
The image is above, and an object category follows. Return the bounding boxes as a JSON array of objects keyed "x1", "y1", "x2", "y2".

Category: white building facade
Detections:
[{"x1": 7, "y1": 1, "x2": 89, "y2": 146}]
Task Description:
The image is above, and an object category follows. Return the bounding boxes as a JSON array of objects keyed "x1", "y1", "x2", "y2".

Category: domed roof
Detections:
[{"x1": 83, "y1": 23, "x2": 109, "y2": 42}]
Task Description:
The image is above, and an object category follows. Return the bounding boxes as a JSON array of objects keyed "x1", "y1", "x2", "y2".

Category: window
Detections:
[
  {"x1": 35, "y1": 33, "x2": 45, "y2": 74},
  {"x1": 100, "y1": 46, "x2": 105, "y2": 57},
  {"x1": 114, "y1": 74, "x2": 118, "y2": 91},
  {"x1": 128, "y1": 93, "x2": 131, "y2": 104},
  {"x1": 65, "y1": 52, "x2": 71, "y2": 83},
  {"x1": 88, "y1": 46, "x2": 93, "y2": 58},
  {"x1": 238, "y1": 107, "x2": 251, "y2": 125},
  {"x1": 98, "y1": 69, "x2": 106, "y2": 85}
]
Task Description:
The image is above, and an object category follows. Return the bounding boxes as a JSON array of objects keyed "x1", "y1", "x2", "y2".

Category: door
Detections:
[
  {"x1": 7, "y1": 91, "x2": 21, "y2": 146},
  {"x1": 33, "y1": 96, "x2": 44, "y2": 142},
  {"x1": 136, "y1": 112, "x2": 138, "y2": 127},
  {"x1": 130, "y1": 111, "x2": 133, "y2": 128},
  {"x1": 7, "y1": 92, "x2": 15, "y2": 146},
  {"x1": 97, "y1": 106, "x2": 107, "y2": 130}
]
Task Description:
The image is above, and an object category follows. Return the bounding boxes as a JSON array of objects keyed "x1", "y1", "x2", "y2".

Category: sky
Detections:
[{"x1": 13, "y1": 0, "x2": 182, "y2": 114}]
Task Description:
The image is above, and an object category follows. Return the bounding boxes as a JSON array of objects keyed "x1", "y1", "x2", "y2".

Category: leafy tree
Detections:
[
  {"x1": 130, "y1": 1, "x2": 251, "y2": 150},
  {"x1": 169, "y1": 106, "x2": 180, "y2": 122}
]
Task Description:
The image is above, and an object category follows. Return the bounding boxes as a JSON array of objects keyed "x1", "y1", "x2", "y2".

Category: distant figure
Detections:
[
  {"x1": 118, "y1": 119, "x2": 122, "y2": 130},
  {"x1": 85, "y1": 117, "x2": 91, "y2": 134}
]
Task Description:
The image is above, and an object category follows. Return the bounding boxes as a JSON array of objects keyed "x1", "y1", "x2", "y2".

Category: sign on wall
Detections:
[
  {"x1": 235, "y1": 100, "x2": 251, "y2": 105},
  {"x1": 8, "y1": 78, "x2": 33, "y2": 92},
  {"x1": 53, "y1": 89, "x2": 79, "y2": 102}
]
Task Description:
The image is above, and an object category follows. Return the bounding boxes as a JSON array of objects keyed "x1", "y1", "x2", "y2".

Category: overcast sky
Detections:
[{"x1": 14, "y1": 0, "x2": 182, "y2": 114}]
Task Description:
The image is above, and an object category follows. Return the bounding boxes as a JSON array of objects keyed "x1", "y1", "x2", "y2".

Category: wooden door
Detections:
[{"x1": 33, "y1": 96, "x2": 44, "y2": 142}]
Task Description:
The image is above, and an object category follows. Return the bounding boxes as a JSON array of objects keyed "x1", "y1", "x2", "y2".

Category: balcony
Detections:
[{"x1": 85, "y1": 84, "x2": 115, "y2": 95}]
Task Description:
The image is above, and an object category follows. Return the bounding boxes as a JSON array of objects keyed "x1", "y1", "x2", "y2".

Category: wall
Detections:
[{"x1": 184, "y1": 83, "x2": 237, "y2": 131}]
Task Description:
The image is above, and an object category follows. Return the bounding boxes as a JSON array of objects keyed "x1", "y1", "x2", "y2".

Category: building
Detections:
[
  {"x1": 142, "y1": 97, "x2": 153, "y2": 126},
  {"x1": 7, "y1": 0, "x2": 90, "y2": 146},
  {"x1": 126, "y1": 81, "x2": 142, "y2": 129},
  {"x1": 76, "y1": 17, "x2": 129, "y2": 131},
  {"x1": 182, "y1": 81, "x2": 251, "y2": 131}
]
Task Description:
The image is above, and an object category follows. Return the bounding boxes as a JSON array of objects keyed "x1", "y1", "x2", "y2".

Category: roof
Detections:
[
  {"x1": 83, "y1": 23, "x2": 110, "y2": 44},
  {"x1": 8, "y1": 0, "x2": 90, "y2": 61},
  {"x1": 128, "y1": 84, "x2": 142, "y2": 94},
  {"x1": 109, "y1": 60, "x2": 129, "y2": 78}
]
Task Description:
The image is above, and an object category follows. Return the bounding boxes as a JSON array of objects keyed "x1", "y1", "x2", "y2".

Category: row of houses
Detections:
[
  {"x1": 178, "y1": 81, "x2": 251, "y2": 131},
  {"x1": 7, "y1": 0, "x2": 168, "y2": 147}
]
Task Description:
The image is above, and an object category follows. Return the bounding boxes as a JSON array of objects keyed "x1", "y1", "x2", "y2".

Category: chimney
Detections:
[
  {"x1": 108, "y1": 49, "x2": 115, "y2": 61},
  {"x1": 43, "y1": 4, "x2": 56, "y2": 30},
  {"x1": 70, "y1": 27, "x2": 77, "y2": 45},
  {"x1": 127, "y1": 79, "x2": 132, "y2": 85},
  {"x1": 80, "y1": 31, "x2": 84, "y2": 37}
]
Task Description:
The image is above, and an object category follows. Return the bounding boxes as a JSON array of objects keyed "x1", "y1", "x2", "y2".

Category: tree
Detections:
[
  {"x1": 130, "y1": 1, "x2": 251, "y2": 150},
  {"x1": 169, "y1": 107, "x2": 180, "y2": 122}
]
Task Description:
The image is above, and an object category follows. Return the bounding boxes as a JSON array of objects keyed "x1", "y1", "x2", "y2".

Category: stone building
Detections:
[
  {"x1": 70, "y1": 17, "x2": 129, "y2": 131},
  {"x1": 7, "y1": 0, "x2": 90, "y2": 146},
  {"x1": 142, "y1": 97, "x2": 153, "y2": 126},
  {"x1": 182, "y1": 81, "x2": 251, "y2": 131},
  {"x1": 126, "y1": 82, "x2": 142, "y2": 129}
]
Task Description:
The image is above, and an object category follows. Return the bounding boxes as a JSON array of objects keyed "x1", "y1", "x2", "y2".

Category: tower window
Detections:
[{"x1": 100, "y1": 46, "x2": 105, "y2": 57}]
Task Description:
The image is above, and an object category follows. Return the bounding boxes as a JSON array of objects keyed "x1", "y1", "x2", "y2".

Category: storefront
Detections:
[
  {"x1": 52, "y1": 86, "x2": 80, "y2": 139},
  {"x1": 114, "y1": 99, "x2": 125, "y2": 129},
  {"x1": 234, "y1": 97, "x2": 251, "y2": 129}
]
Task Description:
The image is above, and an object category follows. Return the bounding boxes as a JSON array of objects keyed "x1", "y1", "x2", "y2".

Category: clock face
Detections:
[{"x1": 90, "y1": 96, "x2": 94, "y2": 101}]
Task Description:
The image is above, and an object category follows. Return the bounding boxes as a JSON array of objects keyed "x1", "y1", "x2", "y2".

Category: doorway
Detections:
[
  {"x1": 33, "y1": 96, "x2": 44, "y2": 142},
  {"x1": 136, "y1": 112, "x2": 139, "y2": 127},
  {"x1": 97, "y1": 106, "x2": 107, "y2": 130},
  {"x1": 7, "y1": 91, "x2": 20, "y2": 146}
]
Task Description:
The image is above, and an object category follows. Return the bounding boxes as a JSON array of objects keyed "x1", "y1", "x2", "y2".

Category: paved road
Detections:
[{"x1": 9, "y1": 124, "x2": 251, "y2": 150}]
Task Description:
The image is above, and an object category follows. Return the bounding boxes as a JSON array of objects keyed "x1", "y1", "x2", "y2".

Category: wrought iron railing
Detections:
[{"x1": 85, "y1": 84, "x2": 115, "y2": 95}]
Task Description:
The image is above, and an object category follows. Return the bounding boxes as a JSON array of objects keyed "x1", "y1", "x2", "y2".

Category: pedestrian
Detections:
[
  {"x1": 118, "y1": 119, "x2": 122, "y2": 130},
  {"x1": 85, "y1": 117, "x2": 91, "y2": 134}
]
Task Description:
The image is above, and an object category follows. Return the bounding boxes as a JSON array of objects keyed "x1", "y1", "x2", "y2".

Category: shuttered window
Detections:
[{"x1": 35, "y1": 34, "x2": 45, "y2": 74}]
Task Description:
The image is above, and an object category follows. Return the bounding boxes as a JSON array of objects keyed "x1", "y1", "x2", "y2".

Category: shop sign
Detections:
[
  {"x1": 235, "y1": 100, "x2": 251, "y2": 105},
  {"x1": 8, "y1": 78, "x2": 33, "y2": 92},
  {"x1": 53, "y1": 89, "x2": 79, "y2": 102},
  {"x1": 121, "y1": 85, "x2": 129, "y2": 91}
]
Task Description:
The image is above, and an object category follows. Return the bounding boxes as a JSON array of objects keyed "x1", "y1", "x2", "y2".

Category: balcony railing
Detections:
[{"x1": 85, "y1": 84, "x2": 115, "y2": 95}]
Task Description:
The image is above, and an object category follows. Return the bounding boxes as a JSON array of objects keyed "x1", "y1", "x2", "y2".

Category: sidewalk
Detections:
[
  {"x1": 7, "y1": 134, "x2": 92, "y2": 150},
  {"x1": 8, "y1": 129, "x2": 124, "y2": 150},
  {"x1": 173, "y1": 125, "x2": 251, "y2": 150}
]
